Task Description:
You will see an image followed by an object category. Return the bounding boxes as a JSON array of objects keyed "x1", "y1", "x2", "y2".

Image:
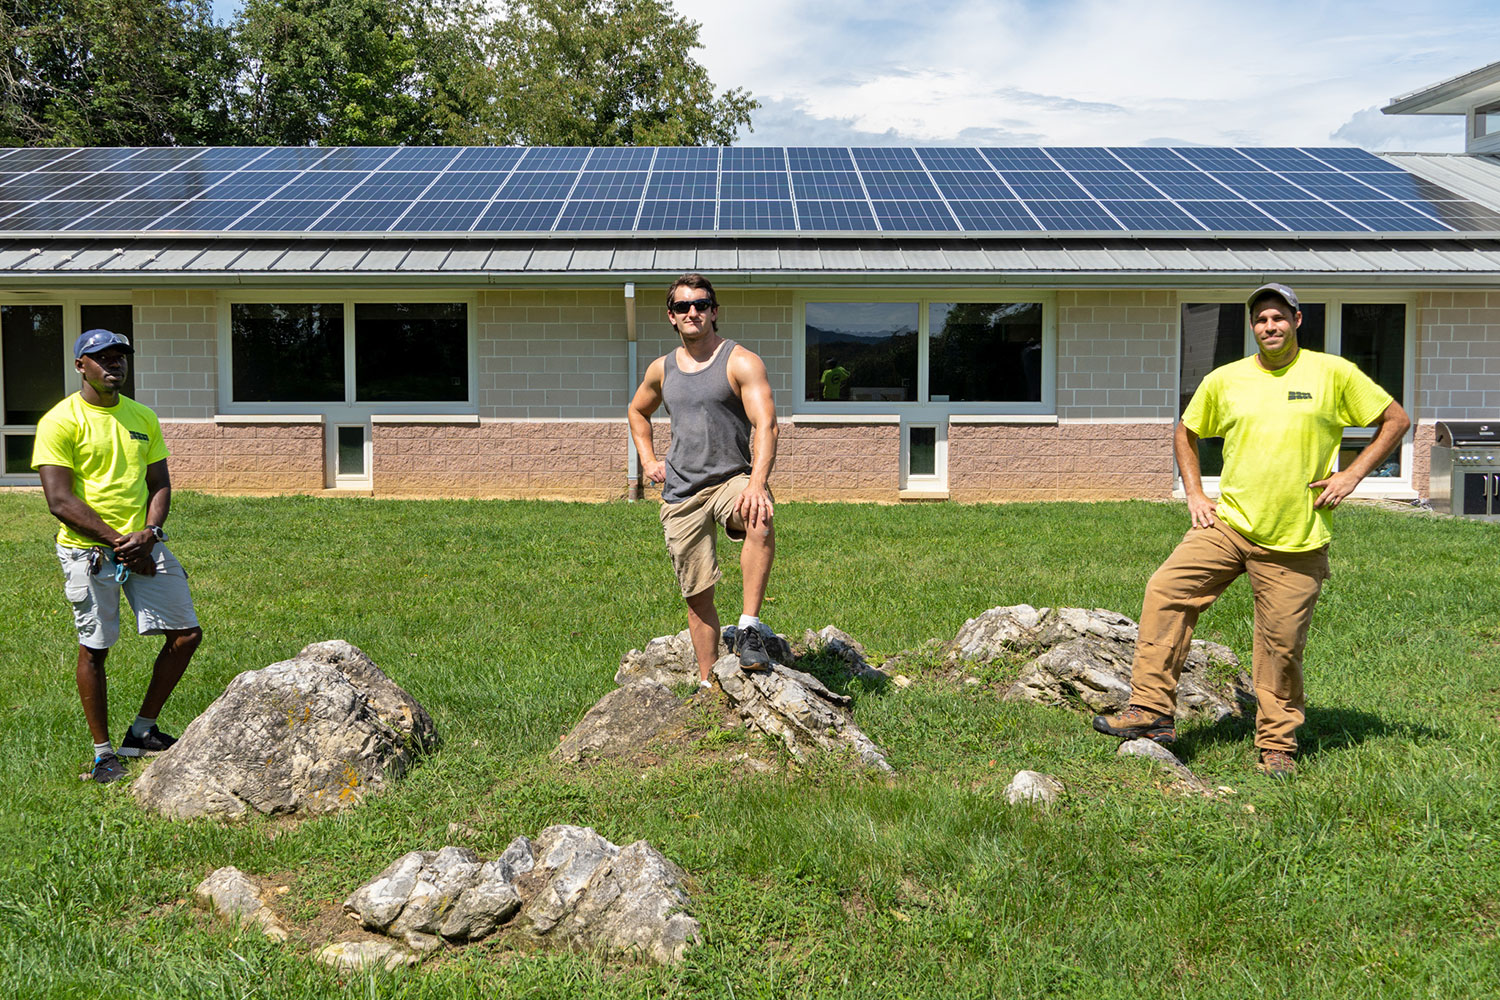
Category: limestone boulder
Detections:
[
  {"x1": 552, "y1": 682, "x2": 688, "y2": 763},
  {"x1": 950, "y1": 605, "x2": 1251, "y2": 721},
  {"x1": 132, "y1": 640, "x2": 436, "y2": 820},
  {"x1": 194, "y1": 866, "x2": 289, "y2": 941},
  {"x1": 344, "y1": 826, "x2": 698, "y2": 965}
]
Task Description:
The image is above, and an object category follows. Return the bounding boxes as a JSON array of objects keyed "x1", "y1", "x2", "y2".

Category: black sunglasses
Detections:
[{"x1": 668, "y1": 298, "x2": 716, "y2": 315}]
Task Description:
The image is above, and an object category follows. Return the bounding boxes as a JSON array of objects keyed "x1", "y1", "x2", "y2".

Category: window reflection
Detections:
[
  {"x1": 2, "y1": 304, "x2": 65, "y2": 423},
  {"x1": 231, "y1": 302, "x2": 345, "y2": 402},
  {"x1": 928, "y1": 302, "x2": 1042, "y2": 402},
  {"x1": 355, "y1": 303, "x2": 468, "y2": 402},
  {"x1": 804, "y1": 302, "x2": 918, "y2": 402}
]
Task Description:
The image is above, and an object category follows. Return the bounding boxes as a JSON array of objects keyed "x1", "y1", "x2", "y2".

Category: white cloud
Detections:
[{"x1": 679, "y1": 0, "x2": 1500, "y2": 149}]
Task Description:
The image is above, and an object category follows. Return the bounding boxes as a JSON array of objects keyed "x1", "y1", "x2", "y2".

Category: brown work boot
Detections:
[
  {"x1": 1092, "y1": 705, "x2": 1175, "y2": 744},
  {"x1": 1256, "y1": 748, "x2": 1297, "y2": 777}
]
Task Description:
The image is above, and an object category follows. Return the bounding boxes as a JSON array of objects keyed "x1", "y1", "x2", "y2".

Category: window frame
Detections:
[
  {"x1": 1174, "y1": 287, "x2": 1417, "y2": 496},
  {"x1": 0, "y1": 293, "x2": 136, "y2": 484},
  {"x1": 216, "y1": 289, "x2": 480, "y2": 416},
  {"x1": 792, "y1": 289, "x2": 1057, "y2": 416}
]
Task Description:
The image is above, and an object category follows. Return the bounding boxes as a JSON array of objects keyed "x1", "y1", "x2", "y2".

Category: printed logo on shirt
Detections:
[
  {"x1": 129, "y1": 431, "x2": 150, "y2": 442},
  {"x1": 1287, "y1": 391, "x2": 1312, "y2": 401}
]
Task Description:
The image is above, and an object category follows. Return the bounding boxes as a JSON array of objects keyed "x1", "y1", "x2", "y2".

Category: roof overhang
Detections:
[{"x1": 1385, "y1": 60, "x2": 1500, "y2": 115}]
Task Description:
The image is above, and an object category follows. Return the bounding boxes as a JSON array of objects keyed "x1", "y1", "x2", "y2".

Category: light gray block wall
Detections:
[{"x1": 1055, "y1": 289, "x2": 1178, "y2": 419}]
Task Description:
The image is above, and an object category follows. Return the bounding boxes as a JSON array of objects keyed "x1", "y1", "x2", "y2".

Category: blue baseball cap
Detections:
[{"x1": 74, "y1": 329, "x2": 134, "y2": 358}]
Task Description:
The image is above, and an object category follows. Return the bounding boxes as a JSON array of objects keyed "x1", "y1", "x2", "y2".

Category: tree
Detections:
[
  {"x1": 0, "y1": 0, "x2": 237, "y2": 146},
  {"x1": 231, "y1": 0, "x2": 499, "y2": 146},
  {"x1": 488, "y1": 0, "x2": 757, "y2": 146}
]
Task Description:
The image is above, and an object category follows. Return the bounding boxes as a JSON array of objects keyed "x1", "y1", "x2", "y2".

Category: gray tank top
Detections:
[{"x1": 661, "y1": 339, "x2": 751, "y2": 503}]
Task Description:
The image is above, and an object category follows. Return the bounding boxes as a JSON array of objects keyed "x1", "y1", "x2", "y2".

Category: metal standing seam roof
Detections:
[{"x1": 4, "y1": 150, "x2": 1500, "y2": 283}]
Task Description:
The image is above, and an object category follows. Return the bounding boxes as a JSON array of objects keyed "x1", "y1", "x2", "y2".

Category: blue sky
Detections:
[{"x1": 212, "y1": 0, "x2": 1500, "y2": 151}]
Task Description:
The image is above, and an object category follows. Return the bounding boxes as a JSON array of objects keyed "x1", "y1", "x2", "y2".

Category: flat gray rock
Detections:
[
  {"x1": 133, "y1": 640, "x2": 437, "y2": 820},
  {"x1": 1118, "y1": 739, "x2": 1216, "y2": 795},
  {"x1": 315, "y1": 940, "x2": 417, "y2": 971},
  {"x1": 1004, "y1": 770, "x2": 1064, "y2": 806}
]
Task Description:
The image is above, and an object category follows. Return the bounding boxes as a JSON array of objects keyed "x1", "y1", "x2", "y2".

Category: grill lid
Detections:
[{"x1": 1434, "y1": 420, "x2": 1500, "y2": 447}]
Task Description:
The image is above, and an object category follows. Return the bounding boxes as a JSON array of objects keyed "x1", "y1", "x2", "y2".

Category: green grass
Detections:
[{"x1": 0, "y1": 493, "x2": 1497, "y2": 999}]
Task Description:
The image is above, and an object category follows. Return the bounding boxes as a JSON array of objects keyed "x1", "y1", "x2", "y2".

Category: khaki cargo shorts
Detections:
[
  {"x1": 56, "y1": 543, "x2": 200, "y2": 649},
  {"x1": 659, "y1": 474, "x2": 770, "y2": 598}
]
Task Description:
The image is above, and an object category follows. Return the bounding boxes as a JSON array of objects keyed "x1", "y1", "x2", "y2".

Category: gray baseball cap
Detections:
[
  {"x1": 74, "y1": 329, "x2": 134, "y2": 358},
  {"x1": 1247, "y1": 282, "x2": 1299, "y2": 313}
]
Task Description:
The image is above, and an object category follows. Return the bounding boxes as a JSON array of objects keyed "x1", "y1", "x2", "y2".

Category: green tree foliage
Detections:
[
  {"x1": 0, "y1": 0, "x2": 755, "y2": 148},
  {"x1": 489, "y1": 0, "x2": 757, "y2": 146},
  {"x1": 231, "y1": 0, "x2": 499, "y2": 146},
  {"x1": 0, "y1": 0, "x2": 236, "y2": 146}
]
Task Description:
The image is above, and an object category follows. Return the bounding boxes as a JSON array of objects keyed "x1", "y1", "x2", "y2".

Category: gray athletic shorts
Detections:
[{"x1": 56, "y1": 543, "x2": 200, "y2": 649}]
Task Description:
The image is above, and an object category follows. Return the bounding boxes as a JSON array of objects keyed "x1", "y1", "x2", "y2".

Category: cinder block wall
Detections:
[
  {"x1": 949, "y1": 290, "x2": 1177, "y2": 501},
  {"x1": 130, "y1": 290, "x2": 217, "y2": 419},
  {"x1": 165, "y1": 422, "x2": 324, "y2": 493},
  {"x1": 1413, "y1": 290, "x2": 1500, "y2": 497}
]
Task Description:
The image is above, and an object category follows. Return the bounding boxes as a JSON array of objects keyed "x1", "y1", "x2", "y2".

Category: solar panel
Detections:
[
  {"x1": 931, "y1": 171, "x2": 1014, "y2": 199},
  {"x1": 721, "y1": 171, "x2": 790, "y2": 199},
  {"x1": 788, "y1": 148, "x2": 854, "y2": 171},
  {"x1": 795, "y1": 200, "x2": 876, "y2": 229},
  {"x1": 1100, "y1": 200, "x2": 1204, "y2": 230},
  {"x1": 395, "y1": 200, "x2": 489, "y2": 231},
  {"x1": 349, "y1": 172, "x2": 440, "y2": 200},
  {"x1": 852, "y1": 147, "x2": 922, "y2": 170},
  {"x1": 861, "y1": 171, "x2": 940, "y2": 199},
  {"x1": 318, "y1": 200, "x2": 413, "y2": 230},
  {"x1": 916, "y1": 148, "x2": 992, "y2": 170},
  {"x1": 981, "y1": 148, "x2": 1057, "y2": 170},
  {"x1": 572, "y1": 171, "x2": 648, "y2": 199},
  {"x1": 1071, "y1": 171, "x2": 1164, "y2": 199},
  {"x1": 0, "y1": 144, "x2": 1491, "y2": 238},
  {"x1": 1176, "y1": 200, "x2": 1284, "y2": 230},
  {"x1": 644, "y1": 172, "x2": 715, "y2": 199},
  {"x1": 1002, "y1": 171, "x2": 1089, "y2": 199},
  {"x1": 638, "y1": 200, "x2": 716, "y2": 229},
  {"x1": 556, "y1": 199, "x2": 639, "y2": 231},
  {"x1": 722, "y1": 147, "x2": 784, "y2": 170},
  {"x1": 719, "y1": 200, "x2": 796, "y2": 229},
  {"x1": 948, "y1": 199, "x2": 1038, "y2": 230},
  {"x1": 872, "y1": 200, "x2": 956, "y2": 230},
  {"x1": 423, "y1": 172, "x2": 509, "y2": 200},
  {"x1": 1024, "y1": 199, "x2": 1121, "y2": 230},
  {"x1": 473, "y1": 199, "x2": 563, "y2": 230},
  {"x1": 790, "y1": 171, "x2": 865, "y2": 199},
  {"x1": 1045, "y1": 147, "x2": 1126, "y2": 171}
]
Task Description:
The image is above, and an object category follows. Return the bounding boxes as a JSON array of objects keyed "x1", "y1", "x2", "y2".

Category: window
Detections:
[
  {"x1": 1178, "y1": 303, "x2": 1241, "y2": 476},
  {"x1": 1476, "y1": 102, "x2": 1500, "y2": 139},
  {"x1": 231, "y1": 303, "x2": 345, "y2": 402},
  {"x1": 805, "y1": 302, "x2": 917, "y2": 402},
  {"x1": 802, "y1": 297, "x2": 1049, "y2": 407},
  {"x1": 355, "y1": 303, "x2": 467, "y2": 402},
  {"x1": 2, "y1": 300, "x2": 133, "y2": 479},
  {"x1": 929, "y1": 302, "x2": 1042, "y2": 402},
  {"x1": 226, "y1": 298, "x2": 471, "y2": 407}
]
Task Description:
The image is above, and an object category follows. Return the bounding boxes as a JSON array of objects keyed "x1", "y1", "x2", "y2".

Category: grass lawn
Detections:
[{"x1": 0, "y1": 492, "x2": 1496, "y2": 999}]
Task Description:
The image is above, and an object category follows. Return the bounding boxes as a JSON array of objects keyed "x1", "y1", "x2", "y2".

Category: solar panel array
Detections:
[{"x1": 1, "y1": 144, "x2": 1497, "y2": 237}]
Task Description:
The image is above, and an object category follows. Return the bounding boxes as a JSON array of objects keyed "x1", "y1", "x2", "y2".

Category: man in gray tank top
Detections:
[{"x1": 627, "y1": 273, "x2": 780, "y2": 683}]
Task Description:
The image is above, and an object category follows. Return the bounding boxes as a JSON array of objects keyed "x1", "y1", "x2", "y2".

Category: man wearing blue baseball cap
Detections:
[
  {"x1": 32, "y1": 329, "x2": 203, "y2": 784},
  {"x1": 1091, "y1": 283, "x2": 1409, "y2": 776}
]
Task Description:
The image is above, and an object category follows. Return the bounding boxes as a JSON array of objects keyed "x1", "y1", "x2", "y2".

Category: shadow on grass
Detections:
[{"x1": 1174, "y1": 703, "x2": 1445, "y2": 763}]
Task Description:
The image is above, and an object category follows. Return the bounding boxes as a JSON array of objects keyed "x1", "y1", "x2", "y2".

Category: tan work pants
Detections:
[{"x1": 1129, "y1": 521, "x2": 1329, "y2": 752}]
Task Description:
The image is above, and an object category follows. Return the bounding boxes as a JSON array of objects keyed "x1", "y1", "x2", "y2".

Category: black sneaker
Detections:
[
  {"x1": 119, "y1": 725, "x2": 177, "y2": 757},
  {"x1": 734, "y1": 625, "x2": 773, "y2": 670},
  {"x1": 1091, "y1": 705, "x2": 1176, "y2": 744},
  {"x1": 90, "y1": 752, "x2": 126, "y2": 784}
]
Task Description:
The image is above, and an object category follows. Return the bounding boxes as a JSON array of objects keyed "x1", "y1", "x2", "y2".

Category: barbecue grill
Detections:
[{"x1": 1429, "y1": 421, "x2": 1500, "y2": 522}]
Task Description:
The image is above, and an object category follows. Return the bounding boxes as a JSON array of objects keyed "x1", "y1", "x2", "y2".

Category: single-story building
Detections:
[{"x1": 3, "y1": 67, "x2": 1498, "y2": 503}]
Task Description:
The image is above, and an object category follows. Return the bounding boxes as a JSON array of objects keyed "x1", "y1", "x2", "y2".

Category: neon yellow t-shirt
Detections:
[
  {"x1": 1182, "y1": 350, "x2": 1393, "y2": 552},
  {"x1": 31, "y1": 393, "x2": 170, "y2": 548}
]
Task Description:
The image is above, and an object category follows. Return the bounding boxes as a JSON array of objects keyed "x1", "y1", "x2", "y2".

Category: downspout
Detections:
[{"x1": 624, "y1": 282, "x2": 641, "y2": 500}]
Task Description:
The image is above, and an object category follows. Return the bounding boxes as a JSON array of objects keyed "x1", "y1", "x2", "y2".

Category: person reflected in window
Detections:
[{"x1": 819, "y1": 358, "x2": 852, "y2": 400}]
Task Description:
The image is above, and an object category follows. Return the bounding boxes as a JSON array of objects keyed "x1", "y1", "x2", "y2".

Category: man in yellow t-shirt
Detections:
[
  {"x1": 1092, "y1": 283, "x2": 1410, "y2": 775},
  {"x1": 32, "y1": 329, "x2": 204, "y2": 785}
]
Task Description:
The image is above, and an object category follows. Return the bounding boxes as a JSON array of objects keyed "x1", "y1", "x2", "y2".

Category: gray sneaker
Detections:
[{"x1": 734, "y1": 625, "x2": 773, "y2": 670}]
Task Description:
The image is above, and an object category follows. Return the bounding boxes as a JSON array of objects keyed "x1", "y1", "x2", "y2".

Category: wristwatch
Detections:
[{"x1": 147, "y1": 524, "x2": 167, "y2": 543}]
